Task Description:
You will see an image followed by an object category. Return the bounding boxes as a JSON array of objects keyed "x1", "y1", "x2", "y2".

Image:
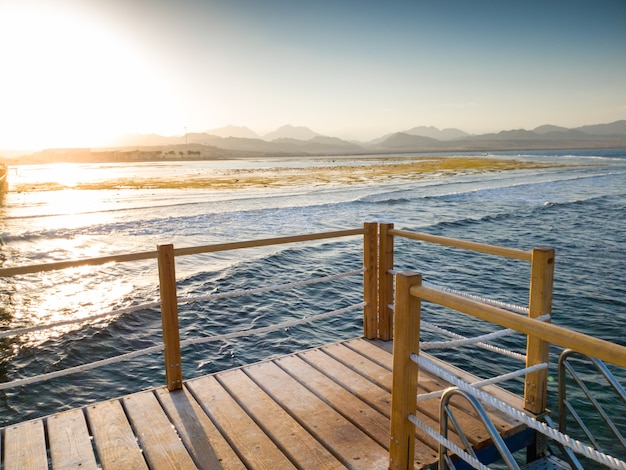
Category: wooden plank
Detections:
[
  {"x1": 297, "y1": 348, "x2": 392, "y2": 417},
  {"x1": 245, "y1": 361, "x2": 389, "y2": 470},
  {"x1": 321, "y1": 343, "x2": 393, "y2": 391},
  {"x1": 156, "y1": 386, "x2": 244, "y2": 469},
  {"x1": 344, "y1": 339, "x2": 521, "y2": 451},
  {"x1": 3, "y1": 419, "x2": 48, "y2": 470},
  {"x1": 47, "y1": 408, "x2": 98, "y2": 469},
  {"x1": 353, "y1": 339, "x2": 526, "y2": 435},
  {"x1": 187, "y1": 375, "x2": 295, "y2": 469},
  {"x1": 276, "y1": 355, "x2": 391, "y2": 448},
  {"x1": 218, "y1": 368, "x2": 343, "y2": 469},
  {"x1": 86, "y1": 399, "x2": 148, "y2": 470},
  {"x1": 301, "y1": 345, "x2": 461, "y2": 454},
  {"x1": 122, "y1": 391, "x2": 197, "y2": 470}
]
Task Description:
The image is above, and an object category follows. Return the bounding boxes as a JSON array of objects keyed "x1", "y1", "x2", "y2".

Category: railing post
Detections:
[
  {"x1": 389, "y1": 272, "x2": 422, "y2": 469},
  {"x1": 363, "y1": 222, "x2": 379, "y2": 339},
  {"x1": 379, "y1": 222, "x2": 394, "y2": 340},
  {"x1": 524, "y1": 248, "x2": 555, "y2": 414},
  {"x1": 157, "y1": 244, "x2": 183, "y2": 391}
]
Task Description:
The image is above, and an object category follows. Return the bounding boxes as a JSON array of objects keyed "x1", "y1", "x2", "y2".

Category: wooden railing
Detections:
[
  {"x1": 377, "y1": 222, "x2": 554, "y2": 414},
  {"x1": 388, "y1": 271, "x2": 626, "y2": 469},
  {"x1": 155, "y1": 226, "x2": 372, "y2": 391},
  {"x1": 0, "y1": 226, "x2": 370, "y2": 392}
]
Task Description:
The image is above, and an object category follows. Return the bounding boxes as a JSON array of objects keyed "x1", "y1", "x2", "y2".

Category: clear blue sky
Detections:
[{"x1": 1, "y1": 0, "x2": 625, "y2": 149}]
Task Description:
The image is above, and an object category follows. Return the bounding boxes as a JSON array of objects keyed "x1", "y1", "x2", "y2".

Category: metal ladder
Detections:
[{"x1": 438, "y1": 350, "x2": 626, "y2": 469}]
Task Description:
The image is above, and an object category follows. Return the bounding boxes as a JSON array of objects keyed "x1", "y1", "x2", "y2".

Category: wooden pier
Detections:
[
  {"x1": 0, "y1": 338, "x2": 530, "y2": 469},
  {"x1": 2, "y1": 223, "x2": 625, "y2": 469}
]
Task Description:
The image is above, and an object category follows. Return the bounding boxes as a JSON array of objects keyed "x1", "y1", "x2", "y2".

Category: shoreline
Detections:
[{"x1": 10, "y1": 156, "x2": 575, "y2": 192}]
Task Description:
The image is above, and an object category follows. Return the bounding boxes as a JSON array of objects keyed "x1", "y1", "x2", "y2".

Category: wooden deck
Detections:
[{"x1": 0, "y1": 338, "x2": 530, "y2": 469}]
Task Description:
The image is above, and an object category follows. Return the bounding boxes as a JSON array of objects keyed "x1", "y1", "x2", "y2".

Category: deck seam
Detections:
[
  {"x1": 183, "y1": 381, "x2": 253, "y2": 468},
  {"x1": 273, "y1": 353, "x2": 391, "y2": 449},
  {"x1": 214, "y1": 371, "x2": 304, "y2": 469},
  {"x1": 295, "y1": 349, "x2": 392, "y2": 418},
  {"x1": 241, "y1": 363, "x2": 363, "y2": 468},
  {"x1": 318, "y1": 344, "x2": 393, "y2": 393}
]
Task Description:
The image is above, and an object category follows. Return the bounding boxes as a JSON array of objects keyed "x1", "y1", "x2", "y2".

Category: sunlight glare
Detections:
[{"x1": 0, "y1": 3, "x2": 183, "y2": 150}]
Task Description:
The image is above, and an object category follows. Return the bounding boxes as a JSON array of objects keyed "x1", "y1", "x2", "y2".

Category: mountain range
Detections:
[
  {"x1": 4, "y1": 120, "x2": 626, "y2": 162},
  {"x1": 108, "y1": 120, "x2": 626, "y2": 155}
]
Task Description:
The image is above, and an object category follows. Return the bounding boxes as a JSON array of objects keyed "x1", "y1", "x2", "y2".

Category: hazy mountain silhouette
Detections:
[
  {"x1": 5, "y1": 120, "x2": 626, "y2": 162},
  {"x1": 264, "y1": 125, "x2": 320, "y2": 141},
  {"x1": 403, "y1": 126, "x2": 469, "y2": 140},
  {"x1": 206, "y1": 125, "x2": 259, "y2": 139}
]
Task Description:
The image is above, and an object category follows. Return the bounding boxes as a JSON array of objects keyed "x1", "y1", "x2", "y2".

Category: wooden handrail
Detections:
[
  {"x1": 389, "y1": 228, "x2": 532, "y2": 261},
  {"x1": 173, "y1": 228, "x2": 365, "y2": 257},
  {"x1": 410, "y1": 283, "x2": 626, "y2": 368},
  {"x1": 0, "y1": 228, "x2": 364, "y2": 278},
  {"x1": 0, "y1": 251, "x2": 158, "y2": 277}
]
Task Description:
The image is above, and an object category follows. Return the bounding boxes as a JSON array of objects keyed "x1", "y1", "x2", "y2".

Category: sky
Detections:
[{"x1": 0, "y1": 0, "x2": 625, "y2": 150}]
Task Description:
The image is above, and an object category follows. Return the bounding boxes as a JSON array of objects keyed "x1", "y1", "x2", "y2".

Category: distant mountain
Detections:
[
  {"x1": 575, "y1": 120, "x2": 626, "y2": 136},
  {"x1": 264, "y1": 125, "x2": 320, "y2": 141},
  {"x1": 403, "y1": 126, "x2": 469, "y2": 141},
  {"x1": 371, "y1": 132, "x2": 442, "y2": 151},
  {"x1": 533, "y1": 125, "x2": 570, "y2": 135},
  {"x1": 207, "y1": 125, "x2": 259, "y2": 139},
  {"x1": 29, "y1": 119, "x2": 625, "y2": 163}
]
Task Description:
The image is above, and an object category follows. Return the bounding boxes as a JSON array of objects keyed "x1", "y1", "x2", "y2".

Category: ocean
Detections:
[{"x1": 0, "y1": 148, "x2": 624, "y2": 459}]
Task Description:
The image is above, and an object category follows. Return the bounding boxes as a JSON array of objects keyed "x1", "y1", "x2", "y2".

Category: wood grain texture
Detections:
[
  {"x1": 123, "y1": 391, "x2": 197, "y2": 470},
  {"x1": 48, "y1": 409, "x2": 98, "y2": 469},
  {"x1": 187, "y1": 375, "x2": 295, "y2": 469},
  {"x1": 3, "y1": 419, "x2": 48, "y2": 470},
  {"x1": 156, "y1": 387, "x2": 236, "y2": 469}
]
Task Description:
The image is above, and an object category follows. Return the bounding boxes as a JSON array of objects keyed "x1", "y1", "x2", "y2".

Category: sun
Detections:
[{"x1": 0, "y1": 3, "x2": 183, "y2": 150}]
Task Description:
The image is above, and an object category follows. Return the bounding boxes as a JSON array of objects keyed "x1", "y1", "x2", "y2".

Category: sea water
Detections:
[{"x1": 0, "y1": 149, "x2": 624, "y2": 458}]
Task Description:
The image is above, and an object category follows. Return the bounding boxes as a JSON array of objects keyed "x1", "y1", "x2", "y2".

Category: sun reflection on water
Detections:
[{"x1": 11, "y1": 264, "x2": 136, "y2": 348}]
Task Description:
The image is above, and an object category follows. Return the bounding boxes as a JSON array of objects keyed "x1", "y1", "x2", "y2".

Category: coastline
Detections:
[{"x1": 9, "y1": 156, "x2": 573, "y2": 192}]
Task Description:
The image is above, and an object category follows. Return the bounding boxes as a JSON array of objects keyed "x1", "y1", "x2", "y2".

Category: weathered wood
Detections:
[
  {"x1": 123, "y1": 391, "x2": 197, "y2": 470},
  {"x1": 378, "y1": 222, "x2": 395, "y2": 340},
  {"x1": 300, "y1": 347, "x2": 392, "y2": 414},
  {"x1": 0, "y1": 228, "x2": 365, "y2": 278},
  {"x1": 321, "y1": 342, "x2": 392, "y2": 391},
  {"x1": 411, "y1": 283, "x2": 626, "y2": 368},
  {"x1": 157, "y1": 243, "x2": 183, "y2": 391},
  {"x1": 245, "y1": 361, "x2": 389, "y2": 469},
  {"x1": 187, "y1": 375, "x2": 295, "y2": 469},
  {"x1": 389, "y1": 272, "x2": 422, "y2": 469},
  {"x1": 155, "y1": 387, "x2": 233, "y2": 470},
  {"x1": 358, "y1": 339, "x2": 526, "y2": 441},
  {"x1": 3, "y1": 419, "x2": 48, "y2": 470},
  {"x1": 86, "y1": 399, "x2": 148, "y2": 470},
  {"x1": 291, "y1": 350, "x2": 440, "y2": 466},
  {"x1": 47, "y1": 408, "x2": 98, "y2": 469},
  {"x1": 0, "y1": 250, "x2": 158, "y2": 277},
  {"x1": 524, "y1": 247, "x2": 555, "y2": 415},
  {"x1": 390, "y1": 228, "x2": 532, "y2": 261},
  {"x1": 277, "y1": 354, "x2": 390, "y2": 448},
  {"x1": 363, "y1": 221, "x2": 378, "y2": 339},
  {"x1": 174, "y1": 228, "x2": 365, "y2": 257},
  {"x1": 0, "y1": 338, "x2": 539, "y2": 470},
  {"x1": 218, "y1": 368, "x2": 343, "y2": 469}
]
